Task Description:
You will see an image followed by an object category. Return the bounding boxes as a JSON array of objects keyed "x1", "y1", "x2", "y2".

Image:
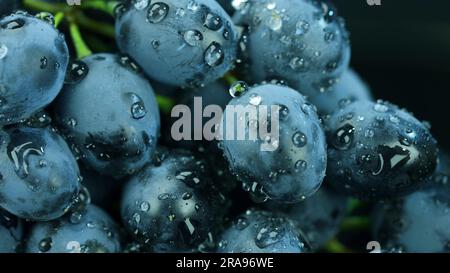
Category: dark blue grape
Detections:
[
  {"x1": 0, "y1": 12, "x2": 69, "y2": 125},
  {"x1": 53, "y1": 53, "x2": 160, "y2": 179},
  {"x1": 0, "y1": 208, "x2": 23, "y2": 253},
  {"x1": 220, "y1": 83, "x2": 327, "y2": 203},
  {"x1": 233, "y1": 0, "x2": 350, "y2": 96},
  {"x1": 120, "y1": 149, "x2": 228, "y2": 252},
  {"x1": 0, "y1": 126, "x2": 80, "y2": 221},
  {"x1": 325, "y1": 100, "x2": 438, "y2": 200},
  {"x1": 26, "y1": 204, "x2": 121, "y2": 253},
  {"x1": 307, "y1": 68, "x2": 374, "y2": 116},
  {"x1": 115, "y1": 0, "x2": 238, "y2": 88},
  {"x1": 217, "y1": 209, "x2": 309, "y2": 253},
  {"x1": 372, "y1": 152, "x2": 450, "y2": 253},
  {"x1": 266, "y1": 186, "x2": 348, "y2": 250}
]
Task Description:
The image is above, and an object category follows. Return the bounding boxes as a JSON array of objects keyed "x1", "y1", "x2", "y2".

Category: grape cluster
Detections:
[{"x1": 0, "y1": 0, "x2": 447, "y2": 253}]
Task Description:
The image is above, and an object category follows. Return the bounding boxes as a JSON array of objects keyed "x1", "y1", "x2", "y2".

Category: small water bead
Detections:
[
  {"x1": 289, "y1": 57, "x2": 308, "y2": 72},
  {"x1": 151, "y1": 40, "x2": 160, "y2": 49},
  {"x1": 295, "y1": 20, "x2": 310, "y2": 35},
  {"x1": 67, "y1": 118, "x2": 77, "y2": 127},
  {"x1": 278, "y1": 104, "x2": 289, "y2": 120},
  {"x1": 0, "y1": 44, "x2": 8, "y2": 59},
  {"x1": 204, "y1": 42, "x2": 224, "y2": 67},
  {"x1": 114, "y1": 3, "x2": 127, "y2": 19},
  {"x1": 140, "y1": 201, "x2": 150, "y2": 212},
  {"x1": 182, "y1": 192, "x2": 192, "y2": 200},
  {"x1": 294, "y1": 160, "x2": 308, "y2": 172},
  {"x1": 132, "y1": 0, "x2": 149, "y2": 10},
  {"x1": 374, "y1": 102, "x2": 389, "y2": 113},
  {"x1": 176, "y1": 8, "x2": 186, "y2": 17},
  {"x1": 229, "y1": 81, "x2": 249, "y2": 98},
  {"x1": 35, "y1": 12, "x2": 54, "y2": 25},
  {"x1": 147, "y1": 2, "x2": 169, "y2": 23},
  {"x1": 249, "y1": 94, "x2": 262, "y2": 106},
  {"x1": 183, "y1": 30, "x2": 203, "y2": 46},
  {"x1": 223, "y1": 29, "x2": 230, "y2": 40},
  {"x1": 232, "y1": 0, "x2": 248, "y2": 10},
  {"x1": 204, "y1": 13, "x2": 223, "y2": 31},
  {"x1": 324, "y1": 31, "x2": 336, "y2": 43},
  {"x1": 39, "y1": 56, "x2": 48, "y2": 69},
  {"x1": 38, "y1": 237, "x2": 53, "y2": 253},
  {"x1": 292, "y1": 131, "x2": 307, "y2": 148},
  {"x1": 235, "y1": 217, "x2": 249, "y2": 230},
  {"x1": 70, "y1": 211, "x2": 83, "y2": 224},
  {"x1": 133, "y1": 213, "x2": 141, "y2": 224},
  {"x1": 187, "y1": 0, "x2": 200, "y2": 12},
  {"x1": 365, "y1": 129, "x2": 375, "y2": 138}
]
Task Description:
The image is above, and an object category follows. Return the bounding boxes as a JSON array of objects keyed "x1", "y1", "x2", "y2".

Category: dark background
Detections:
[{"x1": 333, "y1": 0, "x2": 450, "y2": 151}]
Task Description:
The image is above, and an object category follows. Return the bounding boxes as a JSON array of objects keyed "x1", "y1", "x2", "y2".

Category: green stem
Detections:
[
  {"x1": 80, "y1": 0, "x2": 118, "y2": 16},
  {"x1": 340, "y1": 216, "x2": 371, "y2": 231},
  {"x1": 69, "y1": 22, "x2": 92, "y2": 59},
  {"x1": 323, "y1": 238, "x2": 354, "y2": 253},
  {"x1": 223, "y1": 73, "x2": 238, "y2": 86},
  {"x1": 23, "y1": 0, "x2": 68, "y2": 13},
  {"x1": 156, "y1": 95, "x2": 176, "y2": 114},
  {"x1": 76, "y1": 12, "x2": 115, "y2": 38},
  {"x1": 54, "y1": 12, "x2": 65, "y2": 27},
  {"x1": 347, "y1": 198, "x2": 366, "y2": 213}
]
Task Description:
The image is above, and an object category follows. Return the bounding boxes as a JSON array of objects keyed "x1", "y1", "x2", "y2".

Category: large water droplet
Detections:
[
  {"x1": 333, "y1": 124, "x2": 355, "y2": 150},
  {"x1": 65, "y1": 60, "x2": 89, "y2": 84},
  {"x1": 147, "y1": 2, "x2": 169, "y2": 23},
  {"x1": 129, "y1": 93, "x2": 147, "y2": 119},
  {"x1": 204, "y1": 42, "x2": 224, "y2": 67},
  {"x1": 204, "y1": 12, "x2": 222, "y2": 31},
  {"x1": 183, "y1": 30, "x2": 203, "y2": 46}
]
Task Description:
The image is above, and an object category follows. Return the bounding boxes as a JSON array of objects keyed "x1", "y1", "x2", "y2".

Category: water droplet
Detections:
[
  {"x1": 129, "y1": 93, "x2": 147, "y2": 119},
  {"x1": 204, "y1": 12, "x2": 222, "y2": 31},
  {"x1": 183, "y1": 30, "x2": 203, "y2": 46},
  {"x1": 292, "y1": 131, "x2": 307, "y2": 148},
  {"x1": 268, "y1": 13, "x2": 282, "y2": 31},
  {"x1": 0, "y1": 44, "x2": 8, "y2": 59},
  {"x1": 39, "y1": 237, "x2": 53, "y2": 252},
  {"x1": 187, "y1": 0, "x2": 200, "y2": 12},
  {"x1": 114, "y1": 3, "x2": 127, "y2": 19},
  {"x1": 70, "y1": 211, "x2": 82, "y2": 224},
  {"x1": 1, "y1": 18, "x2": 25, "y2": 29},
  {"x1": 249, "y1": 94, "x2": 262, "y2": 106},
  {"x1": 158, "y1": 193, "x2": 170, "y2": 200},
  {"x1": 204, "y1": 42, "x2": 224, "y2": 67},
  {"x1": 235, "y1": 217, "x2": 249, "y2": 230},
  {"x1": 182, "y1": 192, "x2": 192, "y2": 200},
  {"x1": 151, "y1": 40, "x2": 160, "y2": 49},
  {"x1": 35, "y1": 12, "x2": 55, "y2": 25},
  {"x1": 65, "y1": 60, "x2": 89, "y2": 84},
  {"x1": 67, "y1": 117, "x2": 77, "y2": 127},
  {"x1": 278, "y1": 104, "x2": 289, "y2": 120},
  {"x1": 255, "y1": 224, "x2": 284, "y2": 249},
  {"x1": 333, "y1": 124, "x2": 355, "y2": 150},
  {"x1": 374, "y1": 102, "x2": 389, "y2": 113},
  {"x1": 295, "y1": 160, "x2": 307, "y2": 172},
  {"x1": 147, "y1": 2, "x2": 169, "y2": 23},
  {"x1": 229, "y1": 81, "x2": 249, "y2": 97},
  {"x1": 119, "y1": 55, "x2": 141, "y2": 73},
  {"x1": 176, "y1": 8, "x2": 186, "y2": 17},
  {"x1": 295, "y1": 20, "x2": 309, "y2": 35},
  {"x1": 133, "y1": 213, "x2": 141, "y2": 223},
  {"x1": 324, "y1": 31, "x2": 336, "y2": 43},
  {"x1": 289, "y1": 57, "x2": 308, "y2": 72},
  {"x1": 140, "y1": 201, "x2": 150, "y2": 212},
  {"x1": 132, "y1": 0, "x2": 149, "y2": 10}
]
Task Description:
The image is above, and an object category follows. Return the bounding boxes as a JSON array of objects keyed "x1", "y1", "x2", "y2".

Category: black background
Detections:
[{"x1": 333, "y1": 0, "x2": 450, "y2": 151}]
